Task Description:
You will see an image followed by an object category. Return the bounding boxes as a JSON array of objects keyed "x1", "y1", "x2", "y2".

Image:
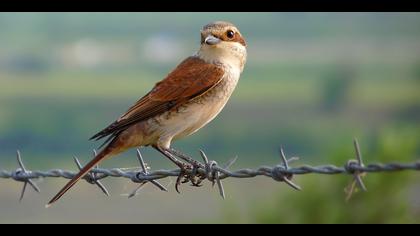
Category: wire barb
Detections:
[
  {"x1": 345, "y1": 139, "x2": 368, "y2": 201},
  {"x1": 128, "y1": 149, "x2": 167, "y2": 198},
  {"x1": 199, "y1": 150, "x2": 226, "y2": 199},
  {"x1": 13, "y1": 150, "x2": 40, "y2": 202},
  {"x1": 271, "y1": 148, "x2": 301, "y2": 191},
  {"x1": 73, "y1": 152, "x2": 110, "y2": 196}
]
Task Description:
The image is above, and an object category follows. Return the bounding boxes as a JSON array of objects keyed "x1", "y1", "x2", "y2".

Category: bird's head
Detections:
[{"x1": 197, "y1": 21, "x2": 247, "y2": 72}]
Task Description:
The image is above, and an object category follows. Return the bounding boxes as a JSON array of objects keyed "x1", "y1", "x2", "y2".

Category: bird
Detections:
[{"x1": 46, "y1": 21, "x2": 247, "y2": 207}]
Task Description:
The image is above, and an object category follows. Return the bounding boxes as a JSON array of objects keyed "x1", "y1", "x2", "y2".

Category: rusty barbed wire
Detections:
[{"x1": 0, "y1": 139, "x2": 419, "y2": 201}]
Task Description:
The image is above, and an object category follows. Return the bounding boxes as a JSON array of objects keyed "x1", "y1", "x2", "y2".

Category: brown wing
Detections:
[{"x1": 90, "y1": 56, "x2": 225, "y2": 144}]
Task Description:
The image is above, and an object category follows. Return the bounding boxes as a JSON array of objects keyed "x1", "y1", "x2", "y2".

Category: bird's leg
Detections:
[
  {"x1": 153, "y1": 145, "x2": 193, "y2": 193},
  {"x1": 169, "y1": 148, "x2": 205, "y2": 168},
  {"x1": 168, "y1": 148, "x2": 206, "y2": 187},
  {"x1": 153, "y1": 146, "x2": 186, "y2": 167}
]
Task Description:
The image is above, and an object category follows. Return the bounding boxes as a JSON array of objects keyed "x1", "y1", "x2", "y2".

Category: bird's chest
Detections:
[{"x1": 156, "y1": 68, "x2": 240, "y2": 140}]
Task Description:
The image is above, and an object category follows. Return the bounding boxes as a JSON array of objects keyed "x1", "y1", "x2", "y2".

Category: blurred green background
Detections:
[{"x1": 0, "y1": 12, "x2": 419, "y2": 223}]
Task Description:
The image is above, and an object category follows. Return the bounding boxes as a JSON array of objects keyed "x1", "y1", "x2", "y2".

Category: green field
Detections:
[{"x1": 0, "y1": 13, "x2": 419, "y2": 223}]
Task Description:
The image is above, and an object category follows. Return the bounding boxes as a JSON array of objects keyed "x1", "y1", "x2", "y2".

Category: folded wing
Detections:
[{"x1": 90, "y1": 56, "x2": 225, "y2": 146}]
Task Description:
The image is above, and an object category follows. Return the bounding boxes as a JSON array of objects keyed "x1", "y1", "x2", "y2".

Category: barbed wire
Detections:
[{"x1": 0, "y1": 139, "x2": 419, "y2": 202}]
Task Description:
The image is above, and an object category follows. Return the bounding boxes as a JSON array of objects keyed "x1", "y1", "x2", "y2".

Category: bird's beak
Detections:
[{"x1": 204, "y1": 35, "x2": 221, "y2": 45}]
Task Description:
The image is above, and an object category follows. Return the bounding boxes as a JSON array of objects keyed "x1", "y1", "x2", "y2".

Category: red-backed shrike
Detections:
[{"x1": 47, "y1": 21, "x2": 247, "y2": 207}]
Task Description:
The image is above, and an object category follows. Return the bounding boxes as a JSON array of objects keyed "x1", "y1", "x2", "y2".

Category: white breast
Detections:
[{"x1": 152, "y1": 65, "x2": 240, "y2": 148}]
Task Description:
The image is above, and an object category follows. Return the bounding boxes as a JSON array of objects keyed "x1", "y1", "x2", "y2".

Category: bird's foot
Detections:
[
  {"x1": 168, "y1": 148, "x2": 207, "y2": 190},
  {"x1": 174, "y1": 160, "x2": 206, "y2": 192},
  {"x1": 154, "y1": 146, "x2": 206, "y2": 193},
  {"x1": 187, "y1": 161, "x2": 207, "y2": 187}
]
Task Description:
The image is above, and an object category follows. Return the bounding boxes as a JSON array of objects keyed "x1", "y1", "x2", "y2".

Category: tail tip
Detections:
[{"x1": 45, "y1": 200, "x2": 55, "y2": 208}]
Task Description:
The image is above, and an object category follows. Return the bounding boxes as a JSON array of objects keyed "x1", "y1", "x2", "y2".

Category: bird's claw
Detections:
[
  {"x1": 175, "y1": 161, "x2": 205, "y2": 192},
  {"x1": 175, "y1": 162, "x2": 191, "y2": 193}
]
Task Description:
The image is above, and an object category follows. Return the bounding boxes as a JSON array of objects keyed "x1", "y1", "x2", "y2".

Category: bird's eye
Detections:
[{"x1": 226, "y1": 30, "x2": 235, "y2": 39}]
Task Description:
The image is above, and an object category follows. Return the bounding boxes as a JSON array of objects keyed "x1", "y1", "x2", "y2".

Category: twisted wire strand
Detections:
[
  {"x1": 2, "y1": 162, "x2": 419, "y2": 181},
  {"x1": 1, "y1": 139, "x2": 419, "y2": 201}
]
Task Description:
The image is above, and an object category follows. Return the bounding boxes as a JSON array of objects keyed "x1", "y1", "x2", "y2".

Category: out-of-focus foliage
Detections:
[{"x1": 0, "y1": 13, "x2": 419, "y2": 223}]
